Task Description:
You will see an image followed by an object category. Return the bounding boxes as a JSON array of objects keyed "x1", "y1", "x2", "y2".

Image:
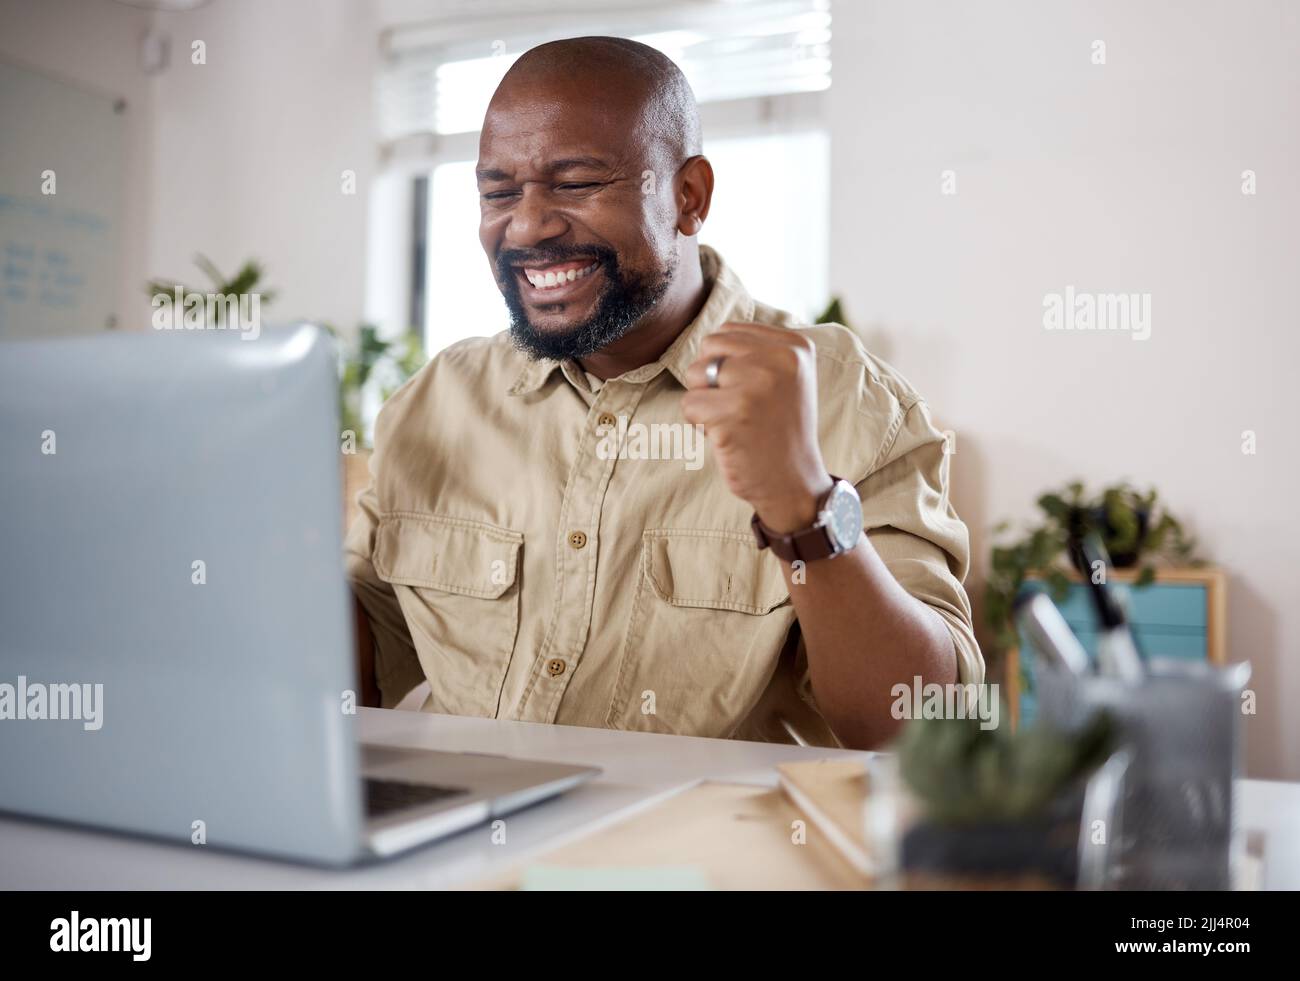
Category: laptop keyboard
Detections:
[{"x1": 364, "y1": 778, "x2": 468, "y2": 818}]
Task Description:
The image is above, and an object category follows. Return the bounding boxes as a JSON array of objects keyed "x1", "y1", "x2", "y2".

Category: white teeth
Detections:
[{"x1": 523, "y1": 261, "x2": 598, "y2": 290}]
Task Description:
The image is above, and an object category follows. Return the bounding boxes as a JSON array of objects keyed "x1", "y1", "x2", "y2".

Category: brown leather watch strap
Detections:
[{"x1": 749, "y1": 477, "x2": 842, "y2": 563}]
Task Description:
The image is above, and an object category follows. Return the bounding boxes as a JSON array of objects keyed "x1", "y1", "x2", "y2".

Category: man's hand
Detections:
[{"x1": 682, "y1": 322, "x2": 833, "y2": 532}]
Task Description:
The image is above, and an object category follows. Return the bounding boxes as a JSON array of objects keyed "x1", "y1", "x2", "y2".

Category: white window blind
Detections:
[{"x1": 377, "y1": 0, "x2": 831, "y2": 141}]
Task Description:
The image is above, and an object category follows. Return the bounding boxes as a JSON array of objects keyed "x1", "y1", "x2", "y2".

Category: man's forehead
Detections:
[{"x1": 478, "y1": 103, "x2": 643, "y2": 176}]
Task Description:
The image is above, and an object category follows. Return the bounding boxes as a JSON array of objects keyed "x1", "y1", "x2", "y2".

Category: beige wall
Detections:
[{"x1": 829, "y1": 0, "x2": 1300, "y2": 778}]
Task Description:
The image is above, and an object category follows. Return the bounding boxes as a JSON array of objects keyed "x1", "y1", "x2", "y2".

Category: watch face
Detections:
[{"x1": 824, "y1": 481, "x2": 863, "y2": 552}]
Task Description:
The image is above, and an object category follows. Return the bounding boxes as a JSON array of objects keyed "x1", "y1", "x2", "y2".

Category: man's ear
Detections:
[{"x1": 675, "y1": 155, "x2": 714, "y2": 236}]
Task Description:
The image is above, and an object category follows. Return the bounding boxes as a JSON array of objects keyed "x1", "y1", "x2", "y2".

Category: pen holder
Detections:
[{"x1": 1036, "y1": 658, "x2": 1250, "y2": 890}]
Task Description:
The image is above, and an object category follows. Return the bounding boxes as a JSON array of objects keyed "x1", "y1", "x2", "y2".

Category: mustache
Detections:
[{"x1": 496, "y1": 243, "x2": 619, "y2": 275}]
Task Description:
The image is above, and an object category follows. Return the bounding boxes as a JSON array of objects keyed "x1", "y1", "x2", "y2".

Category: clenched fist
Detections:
[{"x1": 682, "y1": 322, "x2": 833, "y2": 534}]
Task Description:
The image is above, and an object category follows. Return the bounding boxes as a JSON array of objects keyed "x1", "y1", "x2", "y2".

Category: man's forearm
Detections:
[{"x1": 779, "y1": 534, "x2": 957, "y2": 750}]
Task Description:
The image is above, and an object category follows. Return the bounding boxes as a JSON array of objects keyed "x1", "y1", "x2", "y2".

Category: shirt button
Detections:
[
  {"x1": 547, "y1": 658, "x2": 567, "y2": 677},
  {"x1": 568, "y1": 530, "x2": 588, "y2": 550},
  {"x1": 596, "y1": 412, "x2": 617, "y2": 430}
]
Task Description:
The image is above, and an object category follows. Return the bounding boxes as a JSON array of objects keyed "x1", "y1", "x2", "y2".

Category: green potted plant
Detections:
[
  {"x1": 984, "y1": 480, "x2": 1198, "y2": 658},
  {"x1": 330, "y1": 324, "x2": 427, "y2": 524},
  {"x1": 815, "y1": 296, "x2": 848, "y2": 326},
  {"x1": 330, "y1": 324, "x2": 427, "y2": 451},
  {"x1": 146, "y1": 254, "x2": 277, "y2": 327},
  {"x1": 896, "y1": 713, "x2": 1120, "y2": 888}
]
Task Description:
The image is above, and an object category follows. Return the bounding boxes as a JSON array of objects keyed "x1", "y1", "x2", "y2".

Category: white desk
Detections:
[{"x1": 1, "y1": 707, "x2": 1296, "y2": 890}]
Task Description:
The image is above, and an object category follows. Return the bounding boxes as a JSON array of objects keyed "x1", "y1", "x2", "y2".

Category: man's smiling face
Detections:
[{"x1": 476, "y1": 70, "x2": 680, "y2": 361}]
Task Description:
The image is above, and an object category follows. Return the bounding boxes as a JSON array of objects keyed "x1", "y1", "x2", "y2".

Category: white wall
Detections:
[
  {"x1": 0, "y1": 0, "x2": 156, "y2": 331},
  {"x1": 829, "y1": 0, "x2": 1300, "y2": 778},
  {"x1": 0, "y1": 0, "x2": 377, "y2": 331},
  {"x1": 147, "y1": 0, "x2": 377, "y2": 330}
]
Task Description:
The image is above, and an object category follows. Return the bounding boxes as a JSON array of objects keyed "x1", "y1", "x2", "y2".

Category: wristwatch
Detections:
[{"x1": 750, "y1": 476, "x2": 863, "y2": 563}]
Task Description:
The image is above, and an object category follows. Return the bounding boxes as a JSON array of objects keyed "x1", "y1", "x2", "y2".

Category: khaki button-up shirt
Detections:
[{"x1": 345, "y1": 247, "x2": 982, "y2": 747}]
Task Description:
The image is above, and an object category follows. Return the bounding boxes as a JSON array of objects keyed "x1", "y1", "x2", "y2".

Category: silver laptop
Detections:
[{"x1": 0, "y1": 324, "x2": 597, "y2": 865}]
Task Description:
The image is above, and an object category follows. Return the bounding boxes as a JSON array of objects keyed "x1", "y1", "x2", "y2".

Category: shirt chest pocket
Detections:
[
  {"x1": 373, "y1": 513, "x2": 523, "y2": 718},
  {"x1": 605, "y1": 529, "x2": 793, "y2": 738}
]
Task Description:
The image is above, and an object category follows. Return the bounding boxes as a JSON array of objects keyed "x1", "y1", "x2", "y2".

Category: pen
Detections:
[{"x1": 1070, "y1": 534, "x2": 1145, "y2": 684}]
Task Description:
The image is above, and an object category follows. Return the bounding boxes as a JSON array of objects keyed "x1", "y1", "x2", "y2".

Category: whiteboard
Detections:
[{"x1": 0, "y1": 58, "x2": 126, "y2": 339}]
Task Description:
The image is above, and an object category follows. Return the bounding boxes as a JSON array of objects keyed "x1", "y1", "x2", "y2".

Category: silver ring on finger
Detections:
[{"x1": 705, "y1": 355, "x2": 725, "y2": 389}]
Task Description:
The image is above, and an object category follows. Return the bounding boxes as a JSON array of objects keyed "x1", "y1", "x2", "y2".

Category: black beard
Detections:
[{"x1": 496, "y1": 244, "x2": 674, "y2": 361}]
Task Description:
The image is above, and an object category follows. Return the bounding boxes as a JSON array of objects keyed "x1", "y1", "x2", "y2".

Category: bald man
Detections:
[{"x1": 345, "y1": 37, "x2": 983, "y2": 750}]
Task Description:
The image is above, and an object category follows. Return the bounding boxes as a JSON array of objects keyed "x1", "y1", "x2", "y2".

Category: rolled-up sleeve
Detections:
[
  {"x1": 784, "y1": 396, "x2": 985, "y2": 744},
  {"x1": 856, "y1": 398, "x2": 984, "y2": 685}
]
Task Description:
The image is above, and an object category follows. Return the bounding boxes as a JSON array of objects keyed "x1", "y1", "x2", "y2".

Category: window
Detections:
[{"x1": 366, "y1": 0, "x2": 832, "y2": 355}]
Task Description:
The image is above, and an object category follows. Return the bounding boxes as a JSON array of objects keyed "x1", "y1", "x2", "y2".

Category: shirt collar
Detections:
[{"x1": 506, "y1": 245, "x2": 754, "y2": 397}]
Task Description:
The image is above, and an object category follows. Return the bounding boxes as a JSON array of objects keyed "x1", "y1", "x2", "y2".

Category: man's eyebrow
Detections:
[
  {"x1": 475, "y1": 157, "x2": 612, "y2": 183},
  {"x1": 548, "y1": 156, "x2": 610, "y2": 173}
]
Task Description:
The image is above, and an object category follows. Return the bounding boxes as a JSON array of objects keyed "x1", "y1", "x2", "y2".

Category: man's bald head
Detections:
[
  {"x1": 477, "y1": 36, "x2": 714, "y2": 363},
  {"x1": 491, "y1": 36, "x2": 701, "y2": 168}
]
